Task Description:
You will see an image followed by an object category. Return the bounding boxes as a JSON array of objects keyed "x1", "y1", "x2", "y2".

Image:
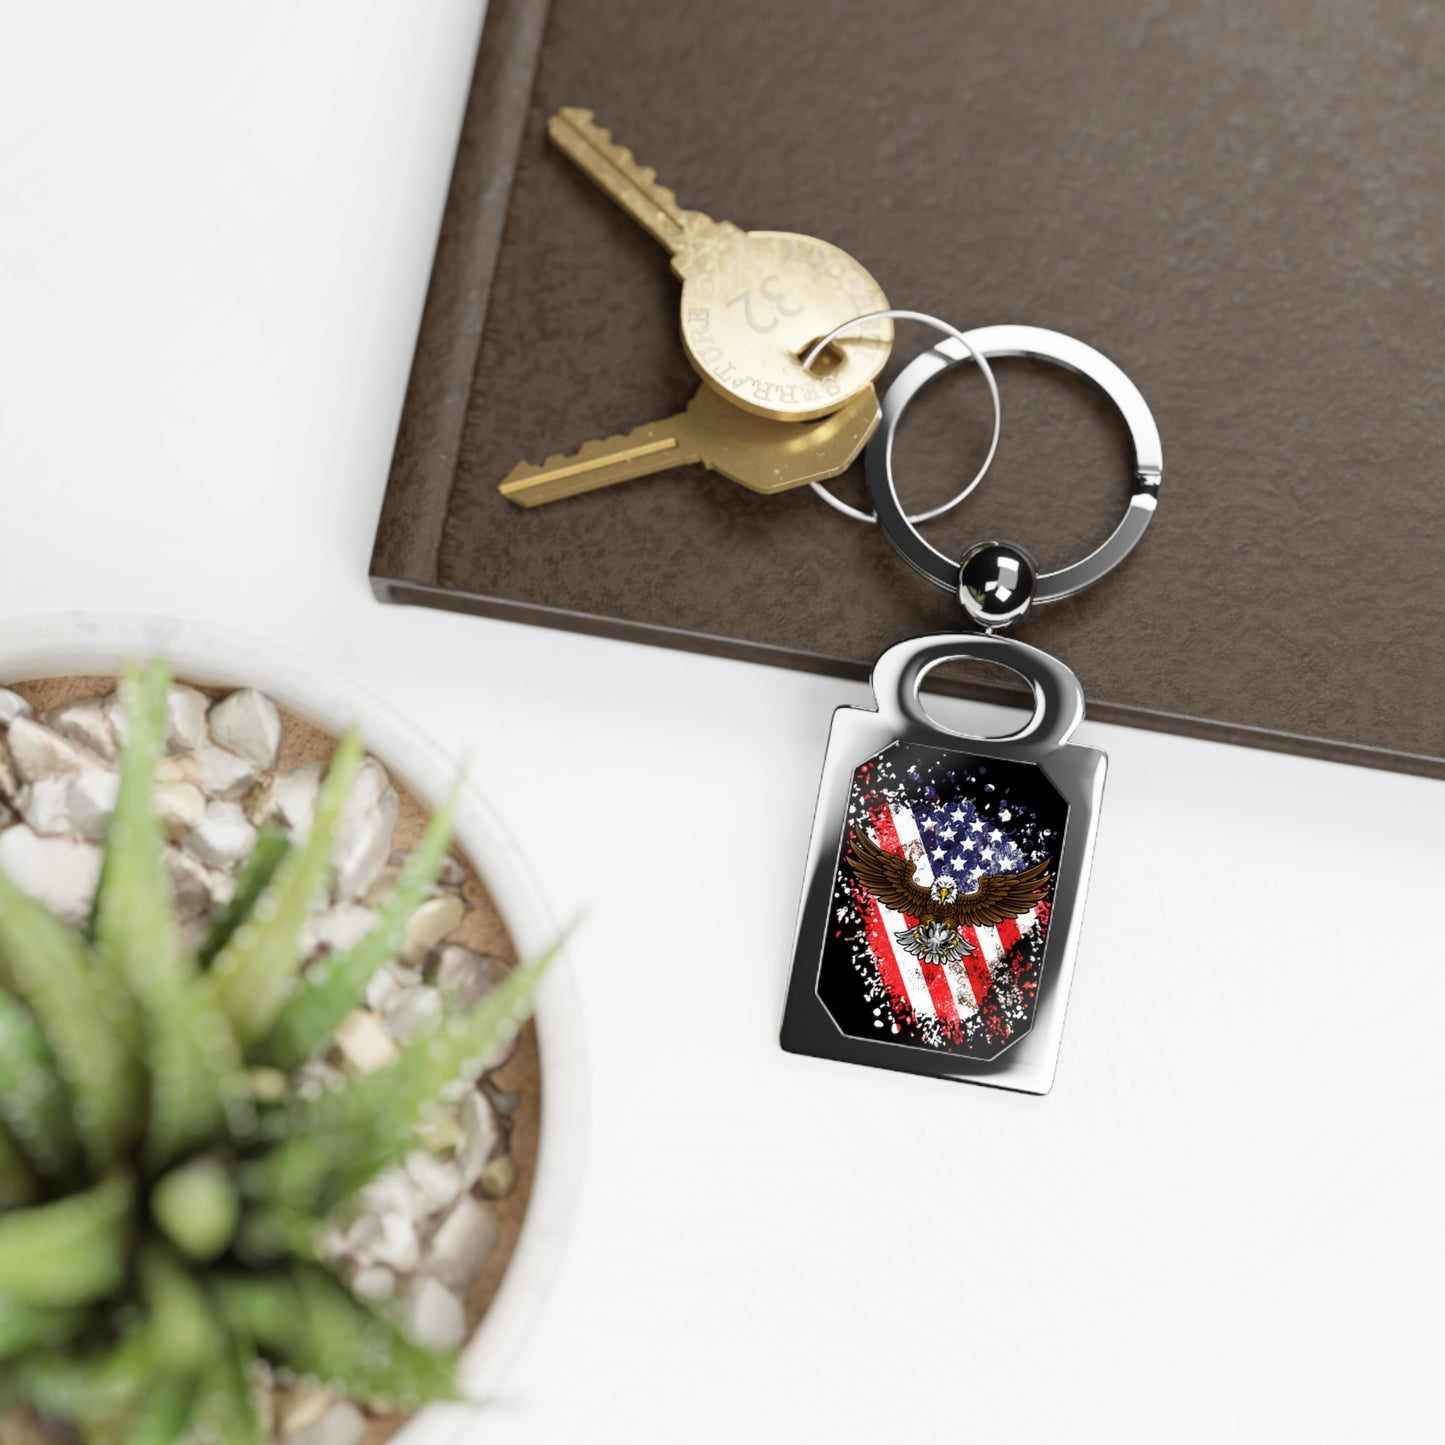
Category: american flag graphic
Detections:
[{"x1": 817, "y1": 741, "x2": 1067, "y2": 1059}]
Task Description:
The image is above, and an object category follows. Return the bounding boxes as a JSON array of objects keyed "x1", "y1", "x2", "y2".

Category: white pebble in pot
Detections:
[
  {"x1": 67, "y1": 771, "x2": 121, "y2": 841},
  {"x1": 405, "y1": 1276, "x2": 468, "y2": 1353},
  {"x1": 0, "y1": 826, "x2": 101, "y2": 926},
  {"x1": 0, "y1": 737, "x2": 17, "y2": 802},
  {"x1": 153, "y1": 781, "x2": 206, "y2": 840},
  {"x1": 383, "y1": 984, "x2": 443, "y2": 1044},
  {"x1": 260, "y1": 761, "x2": 323, "y2": 835},
  {"x1": 0, "y1": 688, "x2": 33, "y2": 725},
  {"x1": 207, "y1": 687, "x2": 283, "y2": 768},
  {"x1": 350, "y1": 1264, "x2": 396, "y2": 1302},
  {"x1": 331, "y1": 757, "x2": 400, "y2": 900},
  {"x1": 21, "y1": 777, "x2": 73, "y2": 836},
  {"x1": 184, "y1": 801, "x2": 257, "y2": 869},
  {"x1": 8, "y1": 717, "x2": 104, "y2": 781},
  {"x1": 286, "y1": 1400, "x2": 366, "y2": 1445},
  {"x1": 401, "y1": 892, "x2": 466, "y2": 967},
  {"x1": 423, "y1": 1194, "x2": 498, "y2": 1291},
  {"x1": 300, "y1": 902, "x2": 379, "y2": 959},
  {"x1": 435, "y1": 943, "x2": 511, "y2": 1013},
  {"x1": 334, "y1": 1009, "x2": 399, "y2": 1074},
  {"x1": 457, "y1": 1090, "x2": 500, "y2": 1185},
  {"x1": 46, "y1": 701, "x2": 117, "y2": 760},
  {"x1": 165, "y1": 849, "x2": 231, "y2": 921},
  {"x1": 182, "y1": 745, "x2": 257, "y2": 801},
  {"x1": 162, "y1": 685, "x2": 210, "y2": 754},
  {"x1": 405, "y1": 1149, "x2": 465, "y2": 1215}
]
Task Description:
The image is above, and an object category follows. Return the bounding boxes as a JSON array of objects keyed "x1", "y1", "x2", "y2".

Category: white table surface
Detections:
[{"x1": 2, "y1": 5, "x2": 1441, "y2": 1441}]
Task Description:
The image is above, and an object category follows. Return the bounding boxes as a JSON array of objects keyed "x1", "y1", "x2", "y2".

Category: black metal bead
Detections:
[{"x1": 957, "y1": 540, "x2": 1038, "y2": 628}]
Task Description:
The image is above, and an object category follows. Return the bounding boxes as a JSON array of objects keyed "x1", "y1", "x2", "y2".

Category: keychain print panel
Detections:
[{"x1": 817, "y1": 739, "x2": 1069, "y2": 1061}]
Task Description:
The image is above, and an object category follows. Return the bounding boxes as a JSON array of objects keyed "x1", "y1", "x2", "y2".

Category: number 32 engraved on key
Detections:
[{"x1": 727, "y1": 274, "x2": 806, "y2": 334}]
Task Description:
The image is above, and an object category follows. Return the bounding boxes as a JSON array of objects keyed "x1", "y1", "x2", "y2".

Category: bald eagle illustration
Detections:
[{"x1": 846, "y1": 830, "x2": 1052, "y2": 967}]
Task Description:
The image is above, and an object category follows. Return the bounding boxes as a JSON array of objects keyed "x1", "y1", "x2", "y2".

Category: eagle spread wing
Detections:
[
  {"x1": 846, "y1": 830, "x2": 1052, "y2": 927},
  {"x1": 941, "y1": 859, "x2": 1052, "y2": 927},
  {"x1": 845, "y1": 830, "x2": 934, "y2": 916}
]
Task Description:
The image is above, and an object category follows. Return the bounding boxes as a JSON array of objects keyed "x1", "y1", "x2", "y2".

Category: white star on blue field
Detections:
[{"x1": 848, "y1": 748, "x2": 1055, "y2": 884}]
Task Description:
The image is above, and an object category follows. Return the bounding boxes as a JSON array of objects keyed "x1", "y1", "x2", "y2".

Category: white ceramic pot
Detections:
[{"x1": 0, "y1": 613, "x2": 586, "y2": 1441}]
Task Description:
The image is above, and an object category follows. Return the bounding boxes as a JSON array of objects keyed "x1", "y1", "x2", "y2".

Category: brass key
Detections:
[
  {"x1": 550, "y1": 107, "x2": 893, "y2": 423},
  {"x1": 498, "y1": 384, "x2": 879, "y2": 507}
]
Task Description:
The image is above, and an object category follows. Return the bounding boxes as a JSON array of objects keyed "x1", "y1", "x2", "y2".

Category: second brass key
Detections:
[{"x1": 498, "y1": 386, "x2": 880, "y2": 507}]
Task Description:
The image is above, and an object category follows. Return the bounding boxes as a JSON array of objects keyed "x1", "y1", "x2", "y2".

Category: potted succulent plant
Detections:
[{"x1": 0, "y1": 617, "x2": 583, "y2": 1445}]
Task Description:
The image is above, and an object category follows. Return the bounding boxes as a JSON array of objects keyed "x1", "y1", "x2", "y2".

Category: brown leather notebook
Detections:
[{"x1": 371, "y1": 0, "x2": 1445, "y2": 779}]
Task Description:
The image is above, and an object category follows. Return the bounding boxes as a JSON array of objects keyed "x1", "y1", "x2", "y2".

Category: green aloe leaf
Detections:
[
  {"x1": 118, "y1": 1370, "x2": 194, "y2": 1445},
  {"x1": 213, "y1": 1266, "x2": 455, "y2": 1411},
  {"x1": 0, "y1": 1171, "x2": 132, "y2": 1307},
  {"x1": 251, "y1": 949, "x2": 548, "y2": 1214},
  {"x1": 210, "y1": 1272, "x2": 299, "y2": 1351},
  {"x1": 0, "y1": 984, "x2": 81, "y2": 1186},
  {"x1": 93, "y1": 661, "x2": 242, "y2": 1167},
  {"x1": 285, "y1": 1265, "x2": 458, "y2": 1410},
  {"x1": 260, "y1": 785, "x2": 458, "y2": 1070},
  {"x1": 212, "y1": 729, "x2": 364, "y2": 1044},
  {"x1": 16, "y1": 1331, "x2": 149, "y2": 1428},
  {"x1": 233, "y1": 1198, "x2": 322, "y2": 1265},
  {"x1": 0, "y1": 867, "x2": 141, "y2": 1171},
  {"x1": 190, "y1": 1341, "x2": 261, "y2": 1445},
  {"x1": 198, "y1": 826, "x2": 290, "y2": 968},
  {"x1": 0, "y1": 1298, "x2": 88, "y2": 1361},
  {"x1": 150, "y1": 1156, "x2": 241, "y2": 1264},
  {"x1": 0, "y1": 1123, "x2": 38, "y2": 1209},
  {"x1": 138, "y1": 1245, "x2": 223, "y2": 1376}
]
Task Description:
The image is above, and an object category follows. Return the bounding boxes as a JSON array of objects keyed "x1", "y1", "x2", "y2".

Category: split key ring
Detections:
[
  {"x1": 863, "y1": 323, "x2": 1163, "y2": 605},
  {"x1": 802, "y1": 310, "x2": 1002, "y2": 526}
]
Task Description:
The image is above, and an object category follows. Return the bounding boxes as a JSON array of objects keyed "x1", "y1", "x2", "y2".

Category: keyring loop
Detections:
[
  {"x1": 871, "y1": 631, "x2": 1085, "y2": 757},
  {"x1": 802, "y1": 310, "x2": 1002, "y2": 525},
  {"x1": 865, "y1": 325, "x2": 1163, "y2": 603}
]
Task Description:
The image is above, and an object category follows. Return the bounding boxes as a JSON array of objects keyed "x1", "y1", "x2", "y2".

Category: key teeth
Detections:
[
  {"x1": 503, "y1": 429, "x2": 657, "y2": 482},
  {"x1": 548, "y1": 107, "x2": 685, "y2": 221}
]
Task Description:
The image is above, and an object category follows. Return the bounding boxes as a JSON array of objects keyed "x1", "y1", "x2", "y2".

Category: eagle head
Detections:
[{"x1": 930, "y1": 875, "x2": 960, "y2": 906}]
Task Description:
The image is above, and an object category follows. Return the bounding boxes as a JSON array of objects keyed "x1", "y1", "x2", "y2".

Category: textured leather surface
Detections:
[{"x1": 372, "y1": 0, "x2": 1445, "y2": 776}]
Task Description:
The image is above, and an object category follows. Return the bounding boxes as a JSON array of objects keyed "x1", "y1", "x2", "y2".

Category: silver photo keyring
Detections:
[{"x1": 866, "y1": 325, "x2": 1164, "y2": 602}]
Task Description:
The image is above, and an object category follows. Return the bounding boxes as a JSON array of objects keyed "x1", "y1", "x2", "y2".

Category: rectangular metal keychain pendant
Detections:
[{"x1": 781, "y1": 633, "x2": 1106, "y2": 1095}]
